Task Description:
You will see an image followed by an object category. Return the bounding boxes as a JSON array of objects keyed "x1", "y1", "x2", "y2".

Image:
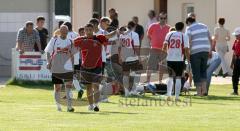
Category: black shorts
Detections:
[
  {"x1": 122, "y1": 60, "x2": 141, "y2": 72},
  {"x1": 167, "y1": 61, "x2": 184, "y2": 77},
  {"x1": 52, "y1": 72, "x2": 74, "y2": 84},
  {"x1": 80, "y1": 67, "x2": 102, "y2": 84}
]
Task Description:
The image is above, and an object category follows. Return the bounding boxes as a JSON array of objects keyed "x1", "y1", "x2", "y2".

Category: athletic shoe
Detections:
[
  {"x1": 67, "y1": 107, "x2": 75, "y2": 112},
  {"x1": 230, "y1": 92, "x2": 238, "y2": 96},
  {"x1": 77, "y1": 90, "x2": 84, "y2": 99},
  {"x1": 93, "y1": 105, "x2": 100, "y2": 112},
  {"x1": 223, "y1": 73, "x2": 229, "y2": 78},
  {"x1": 88, "y1": 105, "x2": 94, "y2": 111}
]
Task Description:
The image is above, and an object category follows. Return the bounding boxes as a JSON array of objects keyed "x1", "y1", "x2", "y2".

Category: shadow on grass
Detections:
[
  {"x1": 72, "y1": 111, "x2": 141, "y2": 115},
  {"x1": 6, "y1": 78, "x2": 52, "y2": 90},
  {"x1": 193, "y1": 95, "x2": 240, "y2": 101}
]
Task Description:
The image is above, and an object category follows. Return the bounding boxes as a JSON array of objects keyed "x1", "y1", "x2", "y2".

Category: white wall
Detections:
[{"x1": 168, "y1": 0, "x2": 216, "y2": 34}]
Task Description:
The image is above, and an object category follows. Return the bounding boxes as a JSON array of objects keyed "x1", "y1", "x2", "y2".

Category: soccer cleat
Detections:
[
  {"x1": 93, "y1": 106, "x2": 100, "y2": 112},
  {"x1": 67, "y1": 107, "x2": 75, "y2": 112},
  {"x1": 77, "y1": 90, "x2": 84, "y2": 99}
]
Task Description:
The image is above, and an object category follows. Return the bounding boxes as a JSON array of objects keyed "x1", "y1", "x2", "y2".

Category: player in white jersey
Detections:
[
  {"x1": 63, "y1": 22, "x2": 84, "y2": 99},
  {"x1": 163, "y1": 22, "x2": 190, "y2": 101},
  {"x1": 119, "y1": 21, "x2": 141, "y2": 97}
]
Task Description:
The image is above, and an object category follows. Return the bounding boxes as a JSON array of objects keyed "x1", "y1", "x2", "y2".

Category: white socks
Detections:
[
  {"x1": 54, "y1": 91, "x2": 61, "y2": 110},
  {"x1": 167, "y1": 78, "x2": 173, "y2": 96},
  {"x1": 123, "y1": 75, "x2": 130, "y2": 96},
  {"x1": 73, "y1": 76, "x2": 82, "y2": 91},
  {"x1": 175, "y1": 79, "x2": 181, "y2": 99},
  {"x1": 167, "y1": 78, "x2": 182, "y2": 99}
]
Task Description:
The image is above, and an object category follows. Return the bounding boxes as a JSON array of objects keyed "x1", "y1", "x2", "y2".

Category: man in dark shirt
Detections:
[
  {"x1": 132, "y1": 16, "x2": 144, "y2": 47},
  {"x1": 108, "y1": 8, "x2": 119, "y2": 31},
  {"x1": 35, "y1": 16, "x2": 49, "y2": 51}
]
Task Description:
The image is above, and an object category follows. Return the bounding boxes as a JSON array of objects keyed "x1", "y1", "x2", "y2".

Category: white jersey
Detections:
[
  {"x1": 164, "y1": 31, "x2": 189, "y2": 61},
  {"x1": 67, "y1": 31, "x2": 80, "y2": 65},
  {"x1": 119, "y1": 30, "x2": 140, "y2": 62},
  {"x1": 45, "y1": 37, "x2": 73, "y2": 73},
  {"x1": 95, "y1": 29, "x2": 107, "y2": 62}
]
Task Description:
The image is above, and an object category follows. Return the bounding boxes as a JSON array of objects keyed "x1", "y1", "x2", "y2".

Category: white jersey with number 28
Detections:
[{"x1": 164, "y1": 31, "x2": 189, "y2": 61}]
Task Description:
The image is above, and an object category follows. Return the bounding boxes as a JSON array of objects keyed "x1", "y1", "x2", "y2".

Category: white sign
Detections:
[{"x1": 12, "y1": 49, "x2": 51, "y2": 81}]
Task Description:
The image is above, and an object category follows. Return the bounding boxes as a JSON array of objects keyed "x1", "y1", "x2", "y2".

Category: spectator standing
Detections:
[
  {"x1": 213, "y1": 18, "x2": 231, "y2": 77},
  {"x1": 16, "y1": 21, "x2": 42, "y2": 54},
  {"x1": 108, "y1": 8, "x2": 119, "y2": 30},
  {"x1": 146, "y1": 12, "x2": 170, "y2": 83},
  {"x1": 34, "y1": 16, "x2": 48, "y2": 51},
  {"x1": 230, "y1": 27, "x2": 240, "y2": 95},
  {"x1": 132, "y1": 16, "x2": 144, "y2": 47},
  {"x1": 185, "y1": 16, "x2": 212, "y2": 96},
  {"x1": 146, "y1": 10, "x2": 158, "y2": 31}
]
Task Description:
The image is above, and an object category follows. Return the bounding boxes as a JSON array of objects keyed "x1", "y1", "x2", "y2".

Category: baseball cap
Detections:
[{"x1": 232, "y1": 27, "x2": 240, "y2": 36}]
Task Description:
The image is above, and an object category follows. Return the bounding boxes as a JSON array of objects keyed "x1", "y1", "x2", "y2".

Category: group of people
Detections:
[{"x1": 15, "y1": 8, "x2": 240, "y2": 112}]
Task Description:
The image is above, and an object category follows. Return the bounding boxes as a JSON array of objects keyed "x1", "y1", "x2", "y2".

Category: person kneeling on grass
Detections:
[
  {"x1": 162, "y1": 22, "x2": 190, "y2": 101},
  {"x1": 45, "y1": 25, "x2": 75, "y2": 112},
  {"x1": 74, "y1": 23, "x2": 117, "y2": 111}
]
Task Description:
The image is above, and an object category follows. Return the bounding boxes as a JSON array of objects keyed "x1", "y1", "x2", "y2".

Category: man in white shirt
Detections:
[
  {"x1": 45, "y1": 25, "x2": 75, "y2": 112},
  {"x1": 119, "y1": 21, "x2": 141, "y2": 96},
  {"x1": 163, "y1": 22, "x2": 190, "y2": 101}
]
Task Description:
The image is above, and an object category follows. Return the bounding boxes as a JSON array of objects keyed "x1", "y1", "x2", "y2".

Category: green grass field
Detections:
[{"x1": 0, "y1": 84, "x2": 240, "y2": 131}]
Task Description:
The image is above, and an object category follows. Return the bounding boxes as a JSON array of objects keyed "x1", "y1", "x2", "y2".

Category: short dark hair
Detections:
[
  {"x1": 218, "y1": 18, "x2": 225, "y2": 25},
  {"x1": 127, "y1": 21, "x2": 136, "y2": 30},
  {"x1": 78, "y1": 27, "x2": 84, "y2": 32},
  {"x1": 92, "y1": 12, "x2": 100, "y2": 19},
  {"x1": 186, "y1": 17, "x2": 196, "y2": 24},
  {"x1": 109, "y1": 8, "x2": 116, "y2": 12},
  {"x1": 85, "y1": 23, "x2": 94, "y2": 28},
  {"x1": 89, "y1": 18, "x2": 99, "y2": 26},
  {"x1": 175, "y1": 22, "x2": 184, "y2": 31},
  {"x1": 36, "y1": 16, "x2": 45, "y2": 22},
  {"x1": 63, "y1": 22, "x2": 72, "y2": 31},
  {"x1": 100, "y1": 17, "x2": 111, "y2": 23},
  {"x1": 149, "y1": 10, "x2": 156, "y2": 17},
  {"x1": 119, "y1": 26, "x2": 127, "y2": 32},
  {"x1": 25, "y1": 21, "x2": 34, "y2": 27},
  {"x1": 58, "y1": 21, "x2": 64, "y2": 28}
]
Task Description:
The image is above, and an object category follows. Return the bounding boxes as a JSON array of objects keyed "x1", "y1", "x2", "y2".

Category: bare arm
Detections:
[
  {"x1": 105, "y1": 30, "x2": 118, "y2": 39},
  {"x1": 231, "y1": 54, "x2": 236, "y2": 69},
  {"x1": 184, "y1": 48, "x2": 190, "y2": 62}
]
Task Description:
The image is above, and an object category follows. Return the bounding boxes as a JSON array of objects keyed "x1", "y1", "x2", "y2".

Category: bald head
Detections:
[
  {"x1": 60, "y1": 25, "x2": 68, "y2": 38},
  {"x1": 188, "y1": 12, "x2": 196, "y2": 19}
]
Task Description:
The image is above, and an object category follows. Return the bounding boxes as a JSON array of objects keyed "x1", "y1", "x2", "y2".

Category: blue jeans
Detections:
[
  {"x1": 190, "y1": 52, "x2": 209, "y2": 87},
  {"x1": 206, "y1": 57, "x2": 221, "y2": 94}
]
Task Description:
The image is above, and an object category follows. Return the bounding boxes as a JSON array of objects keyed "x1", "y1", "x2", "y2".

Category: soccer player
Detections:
[
  {"x1": 119, "y1": 21, "x2": 141, "y2": 97},
  {"x1": 63, "y1": 22, "x2": 84, "y2": 99},
  {"x1": 163, "y1": 22, "x2": 190, "y2": 101},
  {"x1": 45, "y1": 25, "x2": 75, "y2": 112},
  {"x1": 74, "y1": 23, "x2": 109, "y2": 112}
]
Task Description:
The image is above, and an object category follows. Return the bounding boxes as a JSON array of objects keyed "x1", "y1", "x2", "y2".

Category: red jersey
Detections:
[
  {"x1": 74, "y1": 35, "x2": 108, "y2": 69},
  {"x1": 232, "y1": 39, "x2": 240, "y2": 56}
]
